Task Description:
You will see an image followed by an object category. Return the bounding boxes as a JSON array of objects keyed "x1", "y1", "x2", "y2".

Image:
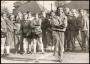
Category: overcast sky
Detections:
[{"x1": 2, "y1": 1, "x2": 56, "y2": 13}]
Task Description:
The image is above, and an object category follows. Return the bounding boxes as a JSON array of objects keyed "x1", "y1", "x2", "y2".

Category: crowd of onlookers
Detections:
[{"x1": 1, "y1": 7, "x2": 89, "y2": 62}]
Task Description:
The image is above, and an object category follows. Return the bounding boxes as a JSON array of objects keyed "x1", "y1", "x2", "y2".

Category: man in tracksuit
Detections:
[
  {"x1": 57, "y1": 7, "x2": 67, "y2": 61},
  {"x1": 50, "y1": 7, "x2": 67, "y2": 62}
]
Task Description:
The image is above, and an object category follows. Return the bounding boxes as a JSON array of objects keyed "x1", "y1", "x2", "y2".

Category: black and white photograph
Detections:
[{"x1": 1, "y1": 0, "x2": 89, "y2": 63}]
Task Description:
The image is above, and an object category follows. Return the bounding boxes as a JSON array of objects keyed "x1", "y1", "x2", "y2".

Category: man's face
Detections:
[
  {"x1": 51, "y1": 12, "x2": 55, "y2": 17},
  {"x1": 58, "y1": 8, "x2": 63, "y2": 13},
  {"x1": 68, "y1": 12, "x2": 72, "y2": 16},
  {"x1": 80, "y1": 10, "x2": 84, "y2": 16},
  {"x1": 58, "y1": 7, "x2": 63, "y2": 15},
  {"x1": 71, "y1": 10, "x2": 76, "y2": 16},
  {"x1": 24, "y1": 14, "x2": 27, "y2": 20},
  {"x1": 28, "y1": 12, "x2": 31, "y2": 17},
  {"x1": 35, "y1": 14, "x2": 38, "y2": 18},
  {"x1": 42, "y1": 12, "x2": 46, "y2": 17},
  {"x1": 10, "y1": 15, "x2": 14, "y2": 20},
  {"x1": 3, "y1": 14, "x2": 7, "y2": 17},
  {"x1": 65, "y1": 8, "x2": 70, "y2": 13}
]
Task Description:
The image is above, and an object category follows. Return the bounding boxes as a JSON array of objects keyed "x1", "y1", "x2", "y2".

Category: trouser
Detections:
[
  {"x1": 27, "y1": 38, "x2": 33, "y2": 52},
  {"x1": 46, "y1": 31, "x2": 53, "y2": 46},
  {"x1": 70, "y1": 31, "x2": 76, "y2": 50},
  {"x1": 42, "y1": 29, "x2": 47, "y2": 48},
  {"x1": 5, "y1": 32, "x2": 13, "y2": 54},
  {"x1": 58, "y1": 32, "x2": 64, "y2": 59},
  {"x1": 64, "y1": 30, "x2": 71, "y2": 50},
  {"x1": 33, "y1": 37, "x2": 44, "y2": 53},
  {"x1": 14, "y1": 34, "x2": 22, "y2": 53},
  {"x1": 87, "y1": 30, "x2": 89, "y2": 49},
  {"x1": 1, "y1": 37, "x2": 6, "y2": 54},
  {"x1": 81, "y1": 31, "x2": 88, "y2": 51},
  {"x1": 23, "y1": 38, "x2": 28, "y2": 53},
  {"x1": 53, "y1": 31, "x2": 64, "y2": 59},
  {"x1": 71, "y1": 30, "x2": 82, "y2": 50},
  {"x1": 66, "y1": 30, "x2": 71, "y2": 50}
]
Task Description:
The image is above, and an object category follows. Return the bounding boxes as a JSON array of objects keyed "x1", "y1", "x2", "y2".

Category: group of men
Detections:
[{"x1": 1, "y1": 7, "x2": 89, "y2": 62}]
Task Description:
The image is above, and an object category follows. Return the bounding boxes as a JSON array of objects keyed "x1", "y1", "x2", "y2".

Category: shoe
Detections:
[
  {"x1": 82, "y1": 48, "x2": 87, "y2": 52},
  {"x1": 58, "y1": 57, "x2": 62, "y2": 62},
  {"x1": 5, "y1": 54, "x2": 10, "y2": 56},
  {"x1": 40, "y1": 52, "x2": 44, "y2": 54},
  {"x1": 65, "y1": 49, "x2": 70, "y2": 52},
  {"x1": 71, "y1": 48, "x2": 75, "y2": 52},
  {"x1": 27, "y1": 51, "x2": 32, "y2": 54},
  {"x1": 1, "y1": 54, "x2": 5, "y2": 57},
  {"x1": 59, "y1": 59, "x2": 62, "y2": 62},
  {"x1": 82, "y1": 50, "x2": 87, "y2": 53},
  {"x1": 22, "y1": 52, "x2": 27, "y2": 55}
]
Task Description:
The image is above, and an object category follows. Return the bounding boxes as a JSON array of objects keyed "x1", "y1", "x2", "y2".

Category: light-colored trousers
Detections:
[
  {"x1": 33, "y1": 37, "x2": 44, "y2": 53},
  {"x1": 53, "y1": 31, "x2": 64, "y2": 59},
  {"x1": 1, "y1": 37, "x2": 6, "y2": 54}
]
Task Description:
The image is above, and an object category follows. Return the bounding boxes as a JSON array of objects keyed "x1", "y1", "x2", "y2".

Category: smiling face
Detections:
[
  {"x1": 58, "y1": 7, "x2": 63, "y2": 16},
  {"x1": 35, "y1": 13, "x2": 38, "y2": 19}
]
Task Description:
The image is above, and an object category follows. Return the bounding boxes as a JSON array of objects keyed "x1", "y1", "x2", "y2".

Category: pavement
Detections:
[{"x1": 1, "y1": 41, "x2": 89, "y2": 63}]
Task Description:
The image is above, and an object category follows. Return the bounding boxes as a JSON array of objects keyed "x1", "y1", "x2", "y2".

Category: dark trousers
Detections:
[
  {"x1": 64, "y1": 30, "x2": 71, "y2": 50},
  {"x1": 14, "y1": 34, "x2": 23, "y2": 52},
  {"x1": 42, "y1": 29, "x2": 47, "y2": 48},
  {"x1": 81, "y1": 31, "x2": 88, "y2": 51},
  {"x1": 46, "y1": 31, "x2": 53, "y2": 46}
]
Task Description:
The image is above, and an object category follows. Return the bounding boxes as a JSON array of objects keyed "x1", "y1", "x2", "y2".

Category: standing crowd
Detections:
[{"x1": 1, "y1": 7, "x2": 89, "y2": 62}]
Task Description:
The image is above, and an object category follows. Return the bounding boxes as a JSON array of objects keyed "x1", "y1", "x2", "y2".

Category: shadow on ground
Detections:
[{"x1": 2, "y1": 56, "x2": 36, "y2": 62}]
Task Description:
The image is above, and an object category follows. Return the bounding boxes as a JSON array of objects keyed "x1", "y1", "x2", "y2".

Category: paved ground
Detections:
[{"x1": 1, "y1": 41, "x2": 89, "y2": 63}]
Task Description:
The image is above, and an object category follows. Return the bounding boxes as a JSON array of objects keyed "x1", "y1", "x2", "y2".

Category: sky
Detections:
[{"x1": 1, "y1": 1, "x2": 56, "y2": 13}]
